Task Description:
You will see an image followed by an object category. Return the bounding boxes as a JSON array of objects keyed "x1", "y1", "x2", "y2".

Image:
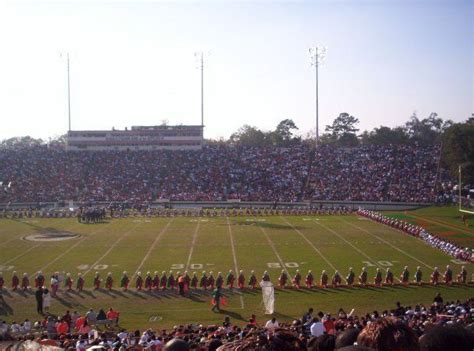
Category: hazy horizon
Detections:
[{"x1": 0, "y1": 0, "x2": 472, "y2": 141}]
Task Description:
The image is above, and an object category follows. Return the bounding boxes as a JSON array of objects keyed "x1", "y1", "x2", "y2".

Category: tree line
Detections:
[{"x1": 1, "y1": 113, "x2": 472, "y2": 184}]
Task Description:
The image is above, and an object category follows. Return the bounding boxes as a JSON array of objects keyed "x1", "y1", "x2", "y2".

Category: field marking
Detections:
[
  {"x1": 311, "y1": 219, "x2": 402, "y2": 282},
  {"x1": 226, "y1": 217, "x2": 245, "y2": 309},
  {"x1": 2, "y1": 244, "x2": 41, "y2": 265},
  {"x1": 0, "y1": 236, "x2": 22, "y2": 247},
  {"x1": 83, "y1": 222, "x2": 142, "y2": 277},
  {"x1": 185, "y1": 220, "x2": 201, "y2": 271},
  {"x1": 258, "y1": 226, "x2": 291, "y2": 277},
  {"x1": 406, "y1": 213, "x2": 474, "y2": 235},
  {"x1": 343, "y1": 219, "x2": 434, "y2": 270},
  {"x1": 281, "y1": 217, "x2": 346, "y2": 283},
  {"x1": 132, "y1": 218, "x2": 174, "y2": 278},
  {"x1": 36, "y1": 221, "x2": 116, "y2": 274}
]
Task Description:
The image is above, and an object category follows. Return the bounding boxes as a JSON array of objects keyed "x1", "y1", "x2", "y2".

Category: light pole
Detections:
[
  {"x1": 194, "y1": 52, "x2": 204, "y2": 142},
  {"x1": 309, "y1": 46, "x2": 326, "y2": 146},
  {"x1": 61, "y1": 52, "x2": 72, "y2": 132}
]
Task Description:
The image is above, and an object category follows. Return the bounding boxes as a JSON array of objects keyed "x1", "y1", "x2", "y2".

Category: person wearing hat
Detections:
[
  {"x1": 145, "y1": 272, "x2": 153, "y2": 291},
  {"x1": 248, "y1": 270, "x2": 257, "y2": 289},
  {"x1": 120, "y1": 271, "x2": 129, "y2": 291},
  {"x1": 278, "y1": 269, "x2": 288, "y2": 288},
  {"x1": 238, "y1": 270, "x2": 245, "y2": 289},
  {"x1": 160, "y1": 271, "x2": 167, "y2": 291},
  {"x1": 346, "y1": 267, "x2": 355, "y2": 286},
  {"x1": 319, "y1": 270, "x2": 327, "y2": 288},
  {"x1": 76, "y1": 273, "x2": 84, "y2": 292},
  {"x1": 136, "y1": 272, "x2": 143, "y2": 290},
  {"x1": 305, "y1": 270, "x2": 314, "y2": 289},
  {"x1": 199, "y1": 271, "x2": 208, "y2": 290},
  {"x1": 105, "y1": 272, "x2": 113, "y2": 291},
  {"x1": 414, "y1": 267, "x2": 422, "y2": 285},
  {"x1": 457, "y1": 266, "x2": 467, "y2": 284},
  {"x1": 64, "y1": 273, "x2": 73, "y2": 291},
  {"x1": 385, "y1": 268, "x2": 394, "y2": 285},
  {"x1": 21, "y1": 273, "x2": 30, "y2": 291},
  {"x1": 293, "y1": 270, "x2": 302, "y2": 289},
  {"x1": 226, "y1": 270, "x2": 235, "y2": 289},
  {"x1": 358, "y1": 267, "x2": 367, "y2": 286},
  {"x1": 191, "y1": 272, "x2": 199, "y2": 289},
  {"x1": 374, "y1": 268, "x2": 382, "y2": 287},
  {"x1": 93, "y1": 272, "x2": 101, "y2": 290},
  {"x1": 152, "y1": 271, "x2": 160, "y2": 290},
  {"x1": 211, "y1": 286, "x2": 223, "y2": 312}
]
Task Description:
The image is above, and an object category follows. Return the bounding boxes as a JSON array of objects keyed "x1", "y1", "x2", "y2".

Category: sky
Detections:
[{"x1": 0, "y1": 0, "x2": 472, "y2": 141}]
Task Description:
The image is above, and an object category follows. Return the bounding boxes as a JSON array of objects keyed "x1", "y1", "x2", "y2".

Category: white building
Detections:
[{"x1": 66, "y1": 125, "x2": 203, "y2": 151}]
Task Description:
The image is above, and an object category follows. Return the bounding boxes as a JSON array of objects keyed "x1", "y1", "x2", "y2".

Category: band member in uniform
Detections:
[
  {"x1": 183, "y1": 271, "x2": 191, "y2": 292},
  {"x1": 238, "y1": 270, "x2": 245, "y2": 289},
  {"x1": 105, "y1": 272, "x2": 113, "y2": 290},
  {"x1": 35, "y1": 271, "x2": 45, "y2": 288},
  {"x1": 145, "y1": 272, "x2": 153, "y2": 291},
  {"x1": 12, "y1": 271, "x2": 19, "y2": 290},
  {"x1": 64, "y1": 273, "x2": 73, "y2": 291},
  {"x1": 430, "y1": 267, "x2": 440, "y2": 285},
  {"x1": 293, "y1": 270, "x2": 301, "y2": 289},
  {"x1": 457, "y1": 266, "x2": 467, "y2": 284},
  {"x1": 93, "y1": 272, "x2": 101, "y2": 290},
  {"x1": 444, "y1": 265, "x2": 453, "y2": 285},
  {"x1": 22, "y1": 273, "x2": 30, "y2": 291},
  {"x1": 414, "y1": 267, "x2": 422, "y2": 285},
  {"x1": 248, "y1": 270, "x2": 257, "y2": 289},
  {"x1": 305, "y1": 270, "x2": 314, "y2": 289},
  {"x1": 152, "y1": 271, "x2": 160, "y2": 290},
  {"x1": 401, "y1": 266, "x2": 409, "y2": 285},
  {"x1": 278, "y1": 270, "x2": 288, "y2": 288},
  {"x1": 208, "y1": 272, "x2": 215, "y2": 289},
  {"x1": 200, "y1": 271, "x2": 208, "y2": 290},
  {"x1": 374, "y1": 268, "x2": 383, "y2": 286},
  {"x1": 167, "y1": 271, "x2": 175, "y2": 290},
  {"x1": 191, "y1": 272, "x2": 199, "y2": 289},
  {"x1": 121, "y1": 271, "x2": 130, "y2": 291},
  {"x1": 76, "y1": 273, "x2": 84, "y2": 292},
  {"x1": 136, "y1": 272, "x2": 144, "y2": 290},
  {"x1": 385, "y1": 268, "x2": 394, "y2": 285},
  {"x1": 320, "y1": 270, "x2": 328, "y2": 288},
  {"x1": 50, "y1": 273, "x2": 59, "y2": 297},
  {"x1": 216, "y1": 272, "x2": 224, "y2": 289},
  {"x1": 346, "y1": 268, "x2": 355, "y2": 286},
  {"x1": 332, "y1": 270, "x2": 341, "y2": 288},
  {"x1": 358, "y1": 267, "x2": 367, "y2": 286},
  {"x1": 226, "y1": 270, "x2": 235, "y2": 289},
  {"x1": 160, "y1": 271, "x2": 167, "y2": 291}
]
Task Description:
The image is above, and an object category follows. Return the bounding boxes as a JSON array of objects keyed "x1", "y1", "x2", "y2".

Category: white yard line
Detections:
[
  {"x1": 37, "y1": 221, "x2": 115, "y2": 274},
  {"x1": 258, "y1": 226, "x2": 291, "y2": 277},
  {"x1": 312, "y1": 219, "x2": 402, "y2": 282},
  {"x1": 185, "y1": 220, "x2": 201, "y2": 271},
  {"x1": 226, "y1": 217, "x2": 245, "y2": 309},
  {"x1": 83, "y1": 223, "x2": 142, "y2": 277},
  {"x1": 2, "y1": 244, "x2": 41, "y2": 265},
  {"x1": 0, "y1": 236, "x2": 21, "y2": 246},
  {"x1": 281, "y1": 217, "x2": 347, "y2": 283},
  {"x1": 132, "y1": 219, "x2": 174, "y2": 278},
  {"x1": 342, "y1": 218, "x2": 434, "y2": 270}
]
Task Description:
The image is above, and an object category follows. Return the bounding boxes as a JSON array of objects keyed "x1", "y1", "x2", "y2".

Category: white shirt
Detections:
[
  {"x1": 265, "y1": 320, "x2": 279, "y2": 330},
  {"x1": 310, "y1": 321, "x2": 325, "y2": 337}
]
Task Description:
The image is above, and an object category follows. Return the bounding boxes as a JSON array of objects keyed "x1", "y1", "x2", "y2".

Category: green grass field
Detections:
[{"x1": 0, "y1": 208, "x2": 473, "y2": 330}]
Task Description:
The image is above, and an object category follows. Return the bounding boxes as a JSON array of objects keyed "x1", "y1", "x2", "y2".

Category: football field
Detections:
[{"x1": 0, "y1": 212, "x2": 473, "y2": 329}]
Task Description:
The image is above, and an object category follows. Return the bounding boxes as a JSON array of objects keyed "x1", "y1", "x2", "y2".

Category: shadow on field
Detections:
[
  {"x1": 219, "y1": 309, "x2": 245, "y2": 321},
  {"x1": 0, "y1": 295, "x2": 13, "y2": 315},
  {"x1": 55, "y1": 295, "x2": 83, "y2": 309},
  {"x1": 231, "y1": 220, "x2": 305, "y2": 231}
]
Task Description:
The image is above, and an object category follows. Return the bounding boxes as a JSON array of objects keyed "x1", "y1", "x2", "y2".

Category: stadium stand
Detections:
[
  {"x1": 0, "y1": 144, "x2": 442, "y2": 204},
  {"x1": 0, "y1": 297, "x2": 472, "y2": 350}
]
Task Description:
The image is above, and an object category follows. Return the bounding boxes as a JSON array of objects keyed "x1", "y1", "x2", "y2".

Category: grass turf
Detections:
[{"x1": 0, "y1": 209, "x2": 472, "y2": 330}]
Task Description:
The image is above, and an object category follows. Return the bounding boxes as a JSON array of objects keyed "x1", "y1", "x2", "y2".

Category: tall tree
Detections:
[
  {"x1": 270, "y1": 119, "x2": 300, "y2": 146},
  {"x1": 441, "y1": 118, "x2": 474, "y2": 185},
  {"x1": 324, "y1": 112, "x2": 360, "y2": 146},
  {"x1": 229, "y1": 125, "x2": 268, "y2": 147}
]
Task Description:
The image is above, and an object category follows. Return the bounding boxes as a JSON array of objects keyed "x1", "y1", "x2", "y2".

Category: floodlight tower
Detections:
[
  {"x1": 195, "y1": 52, "x2": 204, "y2": 141},
  {"x1": 309, "y1": 46, "x2": 327, "y2": 146},
  {"x1": 61, "y1": 52, "x2": 72, "y2": 131}
]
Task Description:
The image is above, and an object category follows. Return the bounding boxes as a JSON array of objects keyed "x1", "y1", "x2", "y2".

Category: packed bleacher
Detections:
[
  {"x1": 0, "y1": 143, "x2": 442, "y2": 204},
  {"x1": 0, "y1": 296, "x2": 472, "y2": 350}
]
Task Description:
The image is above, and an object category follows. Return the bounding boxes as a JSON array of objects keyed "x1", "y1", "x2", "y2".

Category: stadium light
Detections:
[
  {"x1": 194, "y1": 52, "x2": 205, "y2": 141},
  {"x1": 60, "y1": 52, "x2": 72, "y2": 132},
  {"x1": 309, "y1": 46, "x2": 327, "y2": 146}
]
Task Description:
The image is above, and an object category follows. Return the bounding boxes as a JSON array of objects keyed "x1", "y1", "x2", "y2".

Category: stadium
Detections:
[{"x1": 1, "y1": 1, "x2": 474, "y2": 351}]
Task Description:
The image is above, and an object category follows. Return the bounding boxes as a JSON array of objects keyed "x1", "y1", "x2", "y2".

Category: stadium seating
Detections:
[{"x1": 0, "y1": 144, "x2": 443, "y2": 204}]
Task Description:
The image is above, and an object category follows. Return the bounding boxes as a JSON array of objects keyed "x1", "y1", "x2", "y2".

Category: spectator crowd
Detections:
[
  {"x1": 0, "y1": 144, "x2": 442, "y2": 204},
  {"x1": 0, "y1": 295, "x2": 472, "y2": 350}
]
